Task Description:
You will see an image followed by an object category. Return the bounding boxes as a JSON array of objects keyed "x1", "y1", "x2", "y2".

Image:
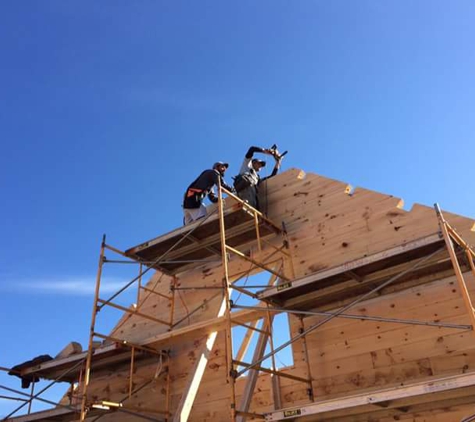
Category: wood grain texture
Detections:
[{"x1": 71, "y1": 169, "x2": 475, "y2": 421}]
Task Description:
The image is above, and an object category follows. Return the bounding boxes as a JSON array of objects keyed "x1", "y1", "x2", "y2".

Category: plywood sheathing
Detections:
[{"x1": 84, "y1": 169, "x2": 475, "y2": 421}]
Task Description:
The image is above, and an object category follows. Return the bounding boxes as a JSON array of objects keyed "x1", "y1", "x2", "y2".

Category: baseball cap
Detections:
[
  {"x1": 213, "y1": 161, "x2": 229, "y2": 169},
  {"x1": 252, "y1": 158, "x2": 266, "y2": 167}
]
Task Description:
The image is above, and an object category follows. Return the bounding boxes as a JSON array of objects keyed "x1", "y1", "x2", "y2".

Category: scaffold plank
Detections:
[
  {"x1": 258, "y1": 233, "x2": 445, "y2": 304},
  {"x1": 264, "y1": 372, "x2": 475, "y2": 421}
]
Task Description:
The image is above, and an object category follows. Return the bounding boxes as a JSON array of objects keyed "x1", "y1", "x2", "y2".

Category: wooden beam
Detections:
[
  {"x1": 236, "y1": 319, "x2": 271, "y2": 422},
  {"x1": 55, "y1": 342, "x2": 82, "y2": 359}
]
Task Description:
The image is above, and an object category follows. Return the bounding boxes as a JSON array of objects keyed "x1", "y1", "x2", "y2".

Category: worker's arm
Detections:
[
  {"x1": 208, "y1": 180, "x2": 234, "y2": 203},
  {"x1": 245, "y1": 146, "x2": 267, "y2": 159},
  {"x1": 208, "y1": 189, "x2": 218, "y2": 203},
  {"x1": 220, "y1": 177, "x2": 235, "y2": 194},
  {"x1": 270, "y1": 157, "x2": 282, "y2": 177},
  {"x1": 208, "y1": 170, "x2": 221, "y2": 203},
  {"x1": 260, "y1": 156, "x2": 282, "y2": 182}
]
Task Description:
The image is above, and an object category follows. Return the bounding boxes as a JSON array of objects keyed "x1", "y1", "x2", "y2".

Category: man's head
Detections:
[
  {"x1": 251, "y1": 158, "x2": 266, "y2": 172},
  {"x1": 213, "y1": 161, "x2": 229, "y2": 175}
]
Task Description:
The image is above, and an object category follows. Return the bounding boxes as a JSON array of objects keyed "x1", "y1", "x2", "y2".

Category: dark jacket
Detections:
[{"x1": 183, "y1": 169, "x2": 233, "y2": 209}]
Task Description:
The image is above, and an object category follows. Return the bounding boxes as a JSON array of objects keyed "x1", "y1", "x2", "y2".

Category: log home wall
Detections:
[{"x1": 86, "y1": 168, "x2": 475, "y2": 421}]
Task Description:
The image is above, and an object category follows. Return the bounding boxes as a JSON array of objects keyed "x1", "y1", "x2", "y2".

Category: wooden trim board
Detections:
[{"x1": 265, "y1": 371, "x2": 475, "y2": 421}]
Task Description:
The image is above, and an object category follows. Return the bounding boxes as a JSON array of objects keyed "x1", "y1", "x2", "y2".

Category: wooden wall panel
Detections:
[{"x1": 84, "y1": 168, "x2": 475, "y2": 421}]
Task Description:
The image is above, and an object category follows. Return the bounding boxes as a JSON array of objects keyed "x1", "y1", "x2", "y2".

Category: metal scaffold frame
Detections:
[
  {"x1": 77, "y1": 183, "x2": 292, "y2": 422},
  {"x1": 78, "y1": 236, "x2": 176, "y2": 422},
  {"x1": 216, "y1": 185, "x2": 296, "y2": 422}
]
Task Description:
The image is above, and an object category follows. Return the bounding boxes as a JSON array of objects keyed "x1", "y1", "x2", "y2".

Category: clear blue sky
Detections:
[{"x1": 1, "y1": 1, "x2": 475, "y2": 416}]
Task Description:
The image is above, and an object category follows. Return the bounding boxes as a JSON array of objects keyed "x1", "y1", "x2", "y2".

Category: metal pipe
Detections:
[
  {"x1": 231, "y1": 305, "x2": 472, "y2": 330},
  {"x1": 0, "y1": 395, "x2": 28, "y2": 402},
  {"x1": 81, "y1": 234, "x2": 106, "y2": 421},
  {"x1": 27, "y1": 382, "x2": 34, "y2": 414},
  {"x1": 218, "y1": 182, "x2": 237, "y2": 421},
  {"x1": 172, "y1": 286, "x2": 224, "y2": 290}
]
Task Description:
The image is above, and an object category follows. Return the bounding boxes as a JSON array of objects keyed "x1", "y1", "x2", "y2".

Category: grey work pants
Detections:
[{"x1": 183, "y1": 204, "x2": 207, "y2": 225}]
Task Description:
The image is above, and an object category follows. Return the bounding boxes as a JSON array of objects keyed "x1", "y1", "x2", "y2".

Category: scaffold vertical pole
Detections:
[
  {"x1": 27, "y1": 382, "x2": 34, "y2": 414},
  {"x1": 166, "y1": 277, "x2": 177, "y2": 421},
  {"x1": 136, "y1": 262, "x2": 142, "y2": 309},
  {"x1": 218, "y1": 182, "x2": 237, "y2": 422},
  {"x1": 80, "y1": 234, "x2": 106, "y2": 421},
  {"x1": 435, "y1": 204, "x2": 475, "y2": 333},
  {"x1": 254, "y1": 212, "x2": 262, "y2": 253}
]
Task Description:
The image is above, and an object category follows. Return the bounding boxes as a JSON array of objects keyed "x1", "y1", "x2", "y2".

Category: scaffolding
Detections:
[{"x1": 3, "y1": 188, "x2": 475, "y2": 421}]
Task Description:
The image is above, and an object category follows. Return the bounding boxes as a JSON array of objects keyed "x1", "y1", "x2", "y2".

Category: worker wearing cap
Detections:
[
  {"x1": 182, "y1": 162, "x2": 234, "y2": 225},
  {"x1": 236, "y1": 146, "x2": 282, "y2": 209}
]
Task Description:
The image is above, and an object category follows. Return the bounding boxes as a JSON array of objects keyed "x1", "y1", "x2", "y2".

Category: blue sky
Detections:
[{"x1": 1, "y1": 0, "x2": 475, "y2": 416}]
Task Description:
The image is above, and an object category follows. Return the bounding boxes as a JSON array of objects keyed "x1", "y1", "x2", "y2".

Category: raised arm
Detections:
[
  {"x1": 245, "y1": 146, "x2": 266, "y2": 159},
  {"x1": 260, "y1": 156, "x2": 281, "y2": 182}
]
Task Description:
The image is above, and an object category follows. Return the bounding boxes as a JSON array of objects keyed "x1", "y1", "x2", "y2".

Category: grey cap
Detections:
[
  {"x1": 213, "y1": 161, "x2": 229, "y2": 169},
  {"x1": 252, "y1": 158, "x2": 266, "y2": 167}
]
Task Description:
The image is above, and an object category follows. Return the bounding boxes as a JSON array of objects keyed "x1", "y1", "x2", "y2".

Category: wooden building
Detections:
[{"x1": 6, "y1": 168, "x2": 475, "y2": 422}]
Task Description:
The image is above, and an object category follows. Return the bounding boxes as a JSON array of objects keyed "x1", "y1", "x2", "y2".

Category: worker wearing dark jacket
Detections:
[
  {"x1": 183, "y1": 162, "x2": 234, "y2": 225},
  {"x1": 235, "y1": 146, "x2": 282, "y2": 209}
]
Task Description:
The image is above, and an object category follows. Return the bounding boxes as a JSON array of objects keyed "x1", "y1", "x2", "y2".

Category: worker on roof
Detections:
[
  {"x1": 234, "y1": 145, "x2": 283, "y2": 210},
  {"x1": 183, "y1": 161, "x2": 235, "y2": 225}
]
